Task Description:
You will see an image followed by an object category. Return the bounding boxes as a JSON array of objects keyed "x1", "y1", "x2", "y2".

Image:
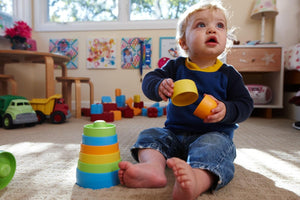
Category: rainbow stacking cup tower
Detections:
[
  {"x1": 76, "y1": 120, "x2": 121, "y2": 189},
  {"x1": 0, "y1": 150, "x2": 16, "y2": 190}
]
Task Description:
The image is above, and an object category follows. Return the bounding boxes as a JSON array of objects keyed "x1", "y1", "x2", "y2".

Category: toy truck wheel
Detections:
[
  {"x1": 50, "y1": 111, "x2": 66, "y2": 124},
  {"x1": 35, "y1": 110, "x2": 46, "y2": 124},
  {"x1": 3, "y1": 114, "x2": 13, "y2": 129}
]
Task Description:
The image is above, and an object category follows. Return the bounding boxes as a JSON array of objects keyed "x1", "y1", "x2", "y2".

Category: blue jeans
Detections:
[{"x1": 131, "y1": 127, "x2": 236, "y2": 190}]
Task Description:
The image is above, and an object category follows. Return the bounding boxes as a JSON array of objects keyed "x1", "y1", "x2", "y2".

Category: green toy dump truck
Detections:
[{"x1": 0, "y1": 95, "x2": 38, "y2": 129}]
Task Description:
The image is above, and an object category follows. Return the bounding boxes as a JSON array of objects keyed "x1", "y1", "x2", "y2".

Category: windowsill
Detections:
[{"x1": 34, "y1": 19, "x2": 178, "y2": 32}]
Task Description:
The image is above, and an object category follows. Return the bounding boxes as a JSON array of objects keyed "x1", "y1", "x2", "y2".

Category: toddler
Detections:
[{"x1": 119, "y1": 1, "x2": 253, "y2": 199}]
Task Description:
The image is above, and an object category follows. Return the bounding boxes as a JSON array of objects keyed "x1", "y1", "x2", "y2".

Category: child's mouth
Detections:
[{"x1": 206, "y1": 36, "x2": 218, "y2": 45}]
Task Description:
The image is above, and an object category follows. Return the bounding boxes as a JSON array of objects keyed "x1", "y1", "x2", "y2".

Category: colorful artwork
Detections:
[
  {"x1": 87, "y1": 38, "x2": 116, "y2": 69},
  {"x1": 49, "y1": 39, "x2": 78, "y2": 69},
  {"x1": 159, "y1": 37, "x2": 179, "y2": 59},
  {"x1": 121, "y1": 37, "x2": 152, "y2": 69}
]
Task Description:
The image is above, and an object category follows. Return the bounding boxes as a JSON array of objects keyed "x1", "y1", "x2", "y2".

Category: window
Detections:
[
  {"x1": 48, "y1": 0, "x2": 118, "y2": 23},
  {"x1": 130, "y1": 0, "x2": 197, "y2": 20},
  {"x1": 0, "y1": 0, "x2": 31, "y2": 36},
  {"x1": 0, "y1": 0, "x2": 31, "y2": 26},
  {"x1": 0, "y1": 0, "x2": 13, "y2": 15},
  {"x1": 34, "y1": 0, "x2": 197, "y2": 31}
]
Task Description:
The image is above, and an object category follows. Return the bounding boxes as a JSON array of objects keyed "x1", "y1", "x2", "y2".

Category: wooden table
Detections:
[{"x1": 0, "y1": 50, "x2": 70, "y2": 97}]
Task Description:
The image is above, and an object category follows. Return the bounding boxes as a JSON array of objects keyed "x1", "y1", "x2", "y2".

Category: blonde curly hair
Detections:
[{"x1": 176, "y1": 0, "x2": 236, "y2": 58}]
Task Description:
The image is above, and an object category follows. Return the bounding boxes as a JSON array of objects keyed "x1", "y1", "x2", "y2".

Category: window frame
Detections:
[
  {"x1": 33, "y1": 0, "x2": 178, "y2": 32},
  {"x1": 0, "y1": 0, "x2": 31, "y2": 26},
  {"x1": 13, "y1": 0, "x2": 32, "y2": 26}
]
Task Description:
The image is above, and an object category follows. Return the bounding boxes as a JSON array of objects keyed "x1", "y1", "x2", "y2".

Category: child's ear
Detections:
[{"x1": 179, "y1": 38, "x2": 188, "y2": 50}]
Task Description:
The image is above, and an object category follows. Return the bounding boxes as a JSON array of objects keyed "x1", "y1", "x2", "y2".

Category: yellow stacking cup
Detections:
[
  {"x1": 193, "y1": 95, "x2": 217, "y2": 119},
  {"x1": 79, "y1": 151, "x2": 120, "y2": 164},
  {"x1": 171, "y1": 79, "x2": 198, "y2": 106}
]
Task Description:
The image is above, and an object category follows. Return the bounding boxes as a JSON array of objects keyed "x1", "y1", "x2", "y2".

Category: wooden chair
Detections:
[
  {"x1": 0, "y1": 74, "x2": 17, "y2": 95},
  {"x1": 56, "y1": 77, "x2": 94, "y2": 118}
]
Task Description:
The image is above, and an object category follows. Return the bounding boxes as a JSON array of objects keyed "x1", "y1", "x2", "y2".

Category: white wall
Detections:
[
  {"x1": 3, "y1": 0, "x2": 276, "y2": 105},
  {"x1": 274, "y1": 0, "x2": 300, "y2": 47}
]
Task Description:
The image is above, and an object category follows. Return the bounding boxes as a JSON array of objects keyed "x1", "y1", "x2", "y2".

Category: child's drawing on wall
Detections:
[
  {"x1": 49, "y1": 38, "x2": 78, "y2": 69},
  {"x1": 87, "y1": 38, "x2": 116, "y2": 69}
]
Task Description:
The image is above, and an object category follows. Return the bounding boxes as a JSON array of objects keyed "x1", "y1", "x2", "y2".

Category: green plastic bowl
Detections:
[
  {"x1": 83, "y1": 120, "x2": 116, "y2": 137},
  {"x1": 77, "y1": 159, "x2": 121, "y2": 173},
  {"x1": 0, "y1": 151, "x2": 16, "y2": 190}
]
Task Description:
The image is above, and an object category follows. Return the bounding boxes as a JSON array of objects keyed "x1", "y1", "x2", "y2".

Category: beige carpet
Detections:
[{"x1": 0, "y1": 115, "x2": 299, "y2": 200}]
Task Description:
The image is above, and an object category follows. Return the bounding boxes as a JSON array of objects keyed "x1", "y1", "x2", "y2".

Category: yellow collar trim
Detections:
[{"x1": 185, "y1": 58, "x2": 223, "y2": 72}]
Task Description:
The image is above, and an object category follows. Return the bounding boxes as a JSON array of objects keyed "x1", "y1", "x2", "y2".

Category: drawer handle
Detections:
[{"x1": 251, "y1": 59, "x2": 255, "y2": 62}]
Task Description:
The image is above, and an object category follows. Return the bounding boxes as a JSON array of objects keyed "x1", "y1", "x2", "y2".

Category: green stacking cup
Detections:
[
  {"x1": 0, "y1": 151, "x2": 16, "y2": 190},
  {"x1": 77, "y1": 159, "x2": 121, "y2": 173},
  {"x1": 83, "y1": 120, "x2": 116, "y2": 137}
]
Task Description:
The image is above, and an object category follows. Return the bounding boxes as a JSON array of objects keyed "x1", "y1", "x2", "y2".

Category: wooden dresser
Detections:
[{"x1": 226, "y1": 45, "x2": 284, "y2": 117}]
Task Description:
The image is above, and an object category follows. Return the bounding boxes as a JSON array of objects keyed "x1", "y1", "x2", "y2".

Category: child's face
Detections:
[{"x1": 179, "y1": 8, "x2": 227, "y2": 60}]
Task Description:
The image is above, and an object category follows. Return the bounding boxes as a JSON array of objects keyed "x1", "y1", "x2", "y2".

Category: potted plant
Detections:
[{"x1": 4, "y1": 20, "x2": 32, "y2": 50}]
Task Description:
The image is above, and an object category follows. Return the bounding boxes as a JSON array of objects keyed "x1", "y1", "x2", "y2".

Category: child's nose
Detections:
[{"x1": 207, "y1": 26, "x2": 216, "y2": 34}]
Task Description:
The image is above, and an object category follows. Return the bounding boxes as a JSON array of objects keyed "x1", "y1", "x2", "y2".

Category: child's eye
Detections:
[
  {"x1": 197, "y1": 22, "x2": 205, "y2": 28},
  {"x1": 217, "y1": 22, "x2": 225, "y2": 29}
]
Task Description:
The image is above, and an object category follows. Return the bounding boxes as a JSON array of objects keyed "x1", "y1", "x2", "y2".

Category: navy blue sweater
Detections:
[{"x1": 142, "y1": 57, "x2": 253, "y2": 138}]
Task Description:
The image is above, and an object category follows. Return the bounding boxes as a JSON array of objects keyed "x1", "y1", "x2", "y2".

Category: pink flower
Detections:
[{"x1": 4, "y1": 20, "x2": 32, "y2": 40}]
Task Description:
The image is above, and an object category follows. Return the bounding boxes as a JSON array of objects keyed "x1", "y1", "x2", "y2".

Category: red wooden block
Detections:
[
  {"x1": 103, "y1": 103, "x2": 118, "y2": 112},
  {"x1": 90, "y1": 112, "x2": 114, "y2": 122},
  {"x1": 81, "y1": 108, "x2": 91, "y2": 116},
  {"x1": 134, "y1": 101, "x2": 144, "y2": 109},
  {"x1": 119, "y1": 106, "x2": 134, "y2": 118},
  {"x1": 147, "y1": 107, "x2": 158, "y2": 118},
  {"x1": 163, "y1": 107, "x2": 167, "y2": 115}
]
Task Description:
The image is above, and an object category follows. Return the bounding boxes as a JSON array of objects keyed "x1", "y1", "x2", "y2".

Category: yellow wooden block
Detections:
[{"x1": 133, "y1": 95, "x2": 140, "y2": 103}]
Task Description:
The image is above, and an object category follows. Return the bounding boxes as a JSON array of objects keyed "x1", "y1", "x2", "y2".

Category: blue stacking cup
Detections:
[
  {"x1": 76, "y1": 168, "x2": 120, "y2": 189},
  {"x1": 82, "y1": 134, "x2": 118, "y2": 146}
]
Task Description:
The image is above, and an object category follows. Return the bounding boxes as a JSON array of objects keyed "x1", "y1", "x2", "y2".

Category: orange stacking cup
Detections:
[
  {"x1": 80, "y1": 143, "x2": 119, "y2": 155},
  {"x1": 193, "y1": 95, "x2": 217, "y2": 119}
]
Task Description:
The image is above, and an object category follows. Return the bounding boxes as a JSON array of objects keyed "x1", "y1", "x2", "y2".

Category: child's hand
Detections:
[
  {"x1": 203, "y1": 95, "x2": 226, "y2": 123},
  {"x1": 158, "y1": 78, "x2": 174, "y2": 101}
]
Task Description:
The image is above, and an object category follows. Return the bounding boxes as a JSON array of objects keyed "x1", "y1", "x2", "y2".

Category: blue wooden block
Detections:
[
  {"x1": 91, "y1": 103, "x2": 103, "y2": 114},
  {"x1": 102, "y1": 96, "x2": 112, "y2": 103},
  {"x1": 141, "y1": 108, "x2": 148, "y2": 116},
  {"x1": 157, "y1": 107, "x2": 163, "y2": 117},
  {"x1": 151, "y1": 102, "x2": 160, "y2": 108},
  {"x1": 116, "y1": 95, "x2": 126, "y2": 107}
]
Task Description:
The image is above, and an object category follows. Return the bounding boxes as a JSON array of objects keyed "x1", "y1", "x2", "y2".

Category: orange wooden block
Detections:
[
  {"x1": 133, "y1": 107, "x2": 141, "y2": 116},
  {"x1": 112, "y1": 110, "x2": 122, "y2": 120},
  {"x1": 115, "y1": 88, "x2": 121, "y2": 96},
  {"x1": 125, "y1": 97, "x2": 134, "y2": 109}
]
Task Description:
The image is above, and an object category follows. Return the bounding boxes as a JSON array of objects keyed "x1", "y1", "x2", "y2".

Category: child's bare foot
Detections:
[
  {"x1": 118, "y1": 161, "x2": 167, "y2": 188},
  {"x1": 167, "y1": 158, "x2": 215, "y2": 200}
]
